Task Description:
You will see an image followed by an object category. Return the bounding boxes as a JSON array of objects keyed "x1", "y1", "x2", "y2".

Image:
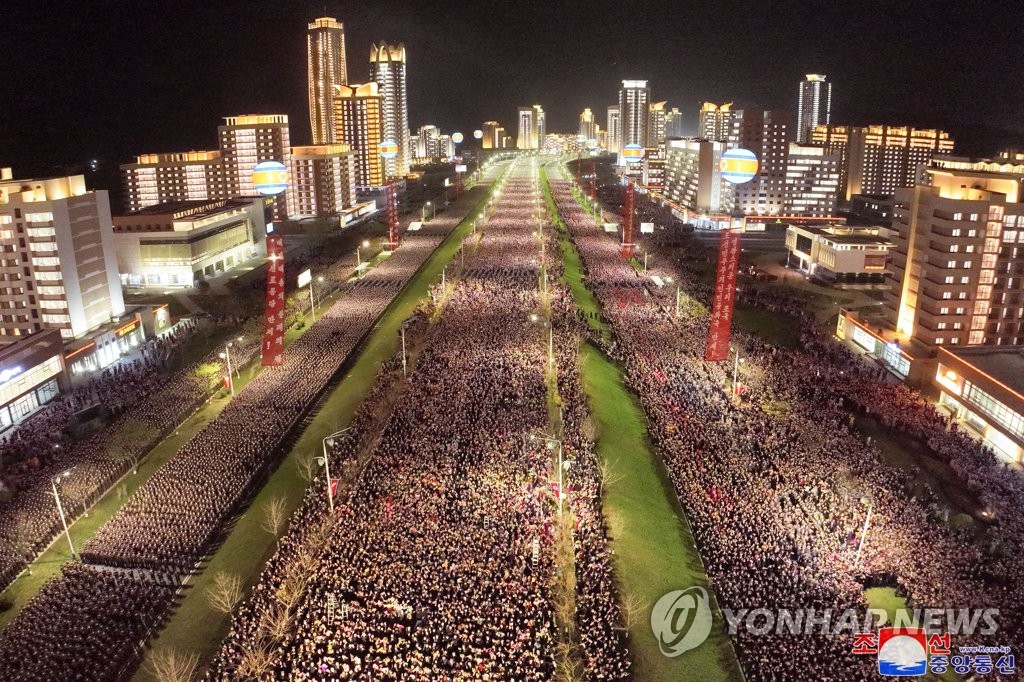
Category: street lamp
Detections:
[
  {"x1": 855, "y1": 498, "x2": 873, "y2": 567},
  {"x1": 51, "y1": 470, "x2": 77, "y2": 560},
  {"x1": 219, "y1": 337, "x2": 241, "y2": 397},
  {"x1": 399, "y1": 323, "x2": 407, "y2": 378},
  {"x1": 356, "y1": 240, "x2": 371, "y2": 267},
  {"x1": 731, "y1": 346, "x2": 745, "y2": 396},
  {"x1": 316, "y1": 427, "x2": 352, "y2": 512},
  {"x1": 529, "y1": 433, "x2": 568, "y2": 517}
]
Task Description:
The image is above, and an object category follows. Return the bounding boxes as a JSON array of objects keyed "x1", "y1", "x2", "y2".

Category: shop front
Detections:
[{"x1": 0, "y1": 329, "x2": 68, "y2": 431}]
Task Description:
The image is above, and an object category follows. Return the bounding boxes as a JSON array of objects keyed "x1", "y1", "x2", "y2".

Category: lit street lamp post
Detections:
[
  {"x1": 530, "y1": 433, "x2": 567, "y2": 518},
  {"x1": 51, "y1": 470, "x2": 77, "y2": 560},
  {"x1": 732, "y1": 347, "x2": 745, "y2": 396},
  {"x1": 317, "y1": 427, "x2": 352, "y2": 512},
  {"x1": 855, "y1": 500, "x2": 873, "y2": 567},
  {"x1": 219, "y1": 338, "x2": 241, "y2": 397}
]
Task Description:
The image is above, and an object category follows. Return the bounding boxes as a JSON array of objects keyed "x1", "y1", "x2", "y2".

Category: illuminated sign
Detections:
[
  {"x1": 585, "y1": 138, "x2": 598, "y2": 151},
  {"x1": 719, "y1": 149, "x2": 759, "y2": 184},
  {"x1": 641, "y1": 222, "x2": 655, "y2": 234},
  {"x1": 297, "y1": 269, "x2": 312, "y2": 288},
  {"x1": 252, "y1": 161, "x2": 289, "y2": 196},
  {"x1": 455, "y1": 164, "x2": 467, "y2": 173},
  {"x1": 116, "y1": 320, "x2": 140, "y2": 338},
  {"x1": 451, "y1": 132, "x2": 464, "y2": 144},
  {"x1": 603, "y1": 223, "x2": 618, "y2": 233},
  {"x1": 266, "y1": 222, "x2": 275, "y2": 234},
  {"x1": 473, "y1": 129, "x2": 483, "y2": 140},
  {"x1": 622, "y1": 144, "x2": 644, "y2": 163},
  {"x1": 379, "y1": 140, "x2": 399, "y2": 159},
  {"x1": 0, "y1": 366, "x2": 23, "y2": 384}
]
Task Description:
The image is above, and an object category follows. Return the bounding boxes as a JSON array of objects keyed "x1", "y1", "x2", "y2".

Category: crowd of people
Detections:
[
  {"x1": 207, "y1": 162, "x2": 631, "y2": 681},
  {"x1": 0, "y1": 182, "x2": 494, "y2": 678},
  {"x1": 548, "y1": 163, "x2": 1023, "y2": 680}
]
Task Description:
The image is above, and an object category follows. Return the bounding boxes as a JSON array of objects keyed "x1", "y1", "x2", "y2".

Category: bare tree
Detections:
[
  {"x1": 581, "y1": 416, "x2": 597, "y2": 443},
  {"x1": 206, "y1": 571, "x2": 244, "y2": 614},
  {"x1": 598, "y1": 458, "x2": 623, "y2": 492},
  {"x1": 295, "y1": 451, "x2": 317, "y2": 482},
  {"x1": 236, "y1": 639, "x2": 276, "y2": 679},
  {"x1": 262, "y1": 496, "x2": 289, "y2": 541},
  {"x1": 275, "y1": 574, "x2": 304, "y2": 610},
  {"x1": 148, "y1": 647, "x2": 199, "y2": 682},
  {"x1": 622, "y1": 592, "x2": 646, "y2": 630},
  {"x1": 260, "y1": 602, "x2": 293, "y2": 641}
]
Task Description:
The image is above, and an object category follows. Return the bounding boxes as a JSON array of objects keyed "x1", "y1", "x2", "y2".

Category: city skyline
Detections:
[{"x1": 2, "y1": 0, "x2": 1022, "y2": 178}]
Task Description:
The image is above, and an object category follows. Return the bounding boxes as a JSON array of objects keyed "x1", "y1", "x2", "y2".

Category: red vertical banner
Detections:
[
  {"x1": 262, "y1": 235, "x2": 286, "y2": 366},
  {"x1": 705, "y1": 229, "x2": 741, "y2": 362}
]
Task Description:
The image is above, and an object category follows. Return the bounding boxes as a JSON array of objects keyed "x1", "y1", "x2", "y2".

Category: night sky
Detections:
[{"x1": 2, "y1": 0, "x2": 1023, "y2": 181}]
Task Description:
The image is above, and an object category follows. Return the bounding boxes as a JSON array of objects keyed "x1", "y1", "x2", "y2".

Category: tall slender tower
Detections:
[
  {"x1": 308, "y1": 17, "x2": 348, "y2": 145},
  {"x1": 797, "y1": 74, "x2": 832, "y2": 143},
  {"x1": 370, "y1": 43, "x2": 410, "y2": 178},
  {"x1": 648, "y1": 101, "x2": 668, "y2": 146},
  {"x1": 618, "y1": 80, "x2": 650, "y2": 164},
  {"x1": 579, "y1": 108, "x2": 596, "y2": 140},
  {"x1": 606, "y1": 105, "x2": 621, "y2": 155}
]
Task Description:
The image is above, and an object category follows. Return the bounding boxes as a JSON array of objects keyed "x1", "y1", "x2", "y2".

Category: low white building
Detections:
[
  {"x1": 112, "y1": 198, "x2": 266, "y2": 288},
  {"x1": 785, "y1": 224, "x2": 894, "y2": 283}
]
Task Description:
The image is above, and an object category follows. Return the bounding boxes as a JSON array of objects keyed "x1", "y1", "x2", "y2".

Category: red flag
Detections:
[
  {"x1": 262, "y1": 236, "x2": 286, "y2": 366},
  {"x1": 330, "y1": 478, "x2": 341, "y2": 497},
  {"x1": 705, "y1": 229, "x2": 741, "y2": 362}
]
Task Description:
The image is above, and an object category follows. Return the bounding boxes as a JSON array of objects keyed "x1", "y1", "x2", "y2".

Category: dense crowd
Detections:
[
  {"x1": 208, "y1": 162, "x2": 631, "y2": 681},
  {"x1": 0, "y1": 182, "x2": 493, "y2": 679},
  {"x1": 548, "y1": 163, "x2": 1023, "y2": 680}
]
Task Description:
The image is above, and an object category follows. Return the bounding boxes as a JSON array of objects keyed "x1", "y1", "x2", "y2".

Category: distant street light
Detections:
[{"x1": 51, "y1": 470, "x2": 77, "y2": 560}]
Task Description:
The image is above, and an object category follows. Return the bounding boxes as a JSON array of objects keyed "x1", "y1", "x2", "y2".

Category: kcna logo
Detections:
[{"x1": 651, "y1": 586, "x2": 713, "y2": 657}]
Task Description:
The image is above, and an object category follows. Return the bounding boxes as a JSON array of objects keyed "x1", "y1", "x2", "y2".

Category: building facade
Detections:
[
  {"x1": 218, "y1": 114, "x2": 291, "y2": 220},
  {"x1": 0, "y1": 171, "x2": 125, "y2": 341},
  {"x1": 887, "y1": 157, "x2": 1024, "y2": 347},
  {"x1": 934, "y1": 347, "x2": 1024, "y2": 463},
  {"x1": 415, "y1": 124, "x2": 442, "y2": 160},
  {"x1": 370, "y1": 43, "x2": 410, "y2": 178},
  {"x1": 665, "y1": 107, "x2": 684, "y2": 139},
  {"x1": 730, "y1": 109, "x2": 792, "y2": 217},
  {"x1": 784, "y1": 143, "x2": 841, "y2": 217},
  {"x1": 334, "y1": 83, "x2": 384, "y2": 188},
  {"x1": 112, "y1": 198, "x2": 266, "y2": 287},
  {"x1": 811, "y1": 124, "x2": 955, "y2": 201},
  {"x1": 120, "y1": 151, "x2": 224, "y2": 213},
  {"x1": 517, "y1": 105, "x2": 545, "y2": 150},
  {"x1": 663, "y1": 139, "x2": 735, "y2": 216},
  {"x1": 618, "y1": 80, "x2": 650, "y2": 164},
  {"x1": 797, "y1": 74, "x2": 831, "y2": 143},
  {"x1": 482, "y1": 121, "x2": 504, "y2": 150},
  {"x1": 288, "y1": 145, "x2": 357, "y2": 218},
  {"x1": 698, "y1": 102, "x2": 735, "y2": 142},
  {"x1": 648, "y1": 101, "x2": 667, "y2": 147},
  {"x1": 785, "y1": 224, "x2": 894, "y2": 282},
  {"x1": 0, "y1": 329, "x2": 67, "y2": 431},
  {"x1": 606, "y1": 105, "x2": 621, "y2": 155},
  {"x1": 308, "y1": 17, "x2": 348, "y2": 145},
  {"x1": 579, "y1": 108, "x2": 596, "y2": 140}
]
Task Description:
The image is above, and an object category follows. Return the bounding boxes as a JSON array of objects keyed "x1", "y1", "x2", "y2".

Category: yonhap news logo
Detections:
[{"x1": 650, "y1": 586, "x2": 713, "y2": 657}]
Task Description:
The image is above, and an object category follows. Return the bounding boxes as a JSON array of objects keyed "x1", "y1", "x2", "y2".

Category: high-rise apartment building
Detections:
[
  {"x1": 334, "y1": 83, "x2": 384, "y2": 189},
  {"x1": 482, "y1": 121, "x2": 505, "y2": 149},
  {"x1": 288, "y1": 145, "x2": 357, "y2": 218},
  {"x1": 887, "y1": 157, "x2": 1024, "y2": 347},
  {"x1": 0, "y1": 170, "x2": 125, "y2": 341},
  {"x1": 730, "y1": 109, "x2": 792, "y2": 216},
  {"x1": 308, "y1": 17, "x2": 348, "y2": 145},
  {"x1": 120, "y1": 151, "x2": 224, "y2": 212},
  {"x1": 416, "y1": 125, "x2": 440, "y2": 159},
  {"x1": 648, "y1": 101, "x2": 668, "y2": 147},
  {"x1": 579, "y1": 108, "x2": 596, "y2": 140},
  {"x1": 811, "y1": 124, "x2": 955, "y2": 201},
  {"x1": 517, "y1": 106, "x2": 545, "y2": 150},
  {"x1": 784, "y1": 144, "x2": 841, "y2": 217},
  {"x1": 663, "y1": 139, "x2": 736, "y2": 226},
  {"x1": 370, "y1": 43, "x2": 410, "y2": 179},
  {"x1": 797, "y1": 74, "x2": 832, "y2": 143},
  {"x1": 698, "y1": 102, "x2": 735, "y2": 142},
  {"x1": 606, "y1": 106, "x2": 621, "y2": 155},
  {"x1": 218, "y1": 114, "x2": 291, "y2": 220},
  {"x1": 665, "y1": 107, "x2": 684, "y2": 139},
  {"x1": 618, "y1": 80, "x2": 650, "y2": 164}
]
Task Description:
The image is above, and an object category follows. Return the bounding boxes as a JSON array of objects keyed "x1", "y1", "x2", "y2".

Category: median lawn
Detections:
[{"x1": 579, "y1": 343, "x2": 742, "y2": 682}]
